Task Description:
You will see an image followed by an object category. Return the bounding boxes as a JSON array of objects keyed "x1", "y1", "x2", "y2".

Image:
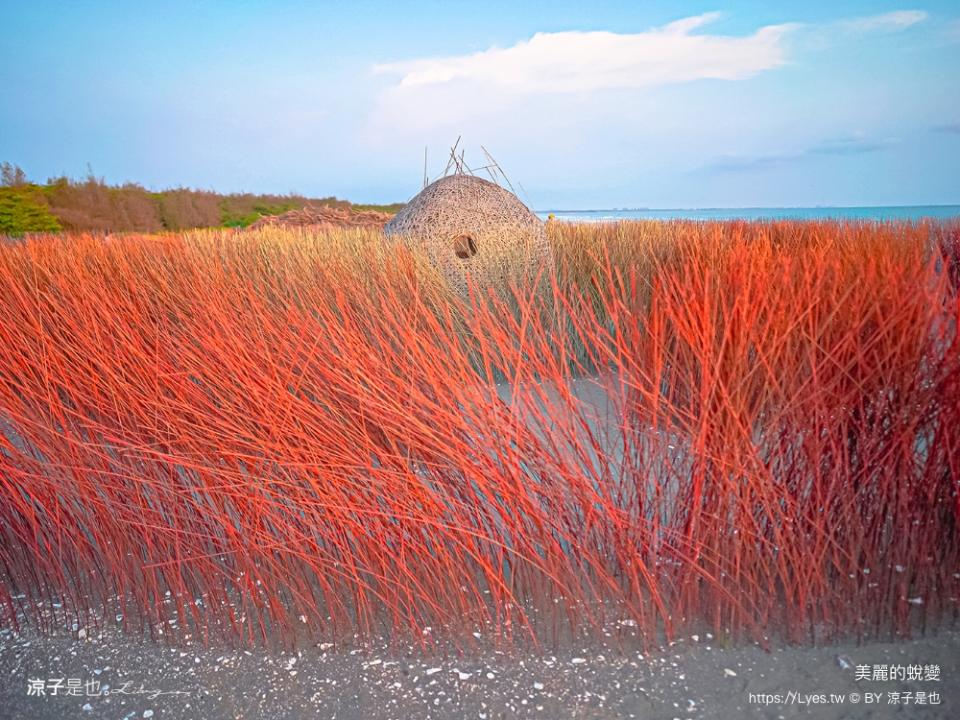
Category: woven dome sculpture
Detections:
[{"x1": 384, "y1": 174, "x2": 552, "y2": 297}]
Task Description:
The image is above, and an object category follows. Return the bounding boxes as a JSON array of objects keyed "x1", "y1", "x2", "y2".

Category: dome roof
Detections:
[{"x1": 384, "y1": 174, "x2": 551, "y2": 297}]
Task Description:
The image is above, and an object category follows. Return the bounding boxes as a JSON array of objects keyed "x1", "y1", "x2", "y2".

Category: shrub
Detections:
[{"x1": 0, "y1": 186, "x2": 62, "y2": 235}]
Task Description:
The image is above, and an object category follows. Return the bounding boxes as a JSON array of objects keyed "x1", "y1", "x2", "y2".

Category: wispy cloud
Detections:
[
  {"x1": 374, "y1": 13, "x2": 795, "y2": 95},
  {"x1": 934, "y1": 122, "x2": 960, "y2": 135},
  {"x1": 808, "y1": 136, "x2": 896, "y2": 155},
  {"x1": 837, "y1": 10, "x2": 928, "y2": 34},
  {"x1": 710, "y1": 136, "x2": 898, "y2": 171},
  {"x1": 367, "y1": 9, "x2": 935, "y2": 139}
]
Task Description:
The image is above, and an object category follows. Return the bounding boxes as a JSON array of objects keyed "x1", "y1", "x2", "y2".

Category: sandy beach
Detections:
[{"x1": 2, "y1": 623, "x2": 957, "y2": 719}]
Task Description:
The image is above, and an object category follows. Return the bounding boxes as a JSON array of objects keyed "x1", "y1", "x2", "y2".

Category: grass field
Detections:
[{"x1": 0, "y1": 219, "x2": 957, "y2": 651}]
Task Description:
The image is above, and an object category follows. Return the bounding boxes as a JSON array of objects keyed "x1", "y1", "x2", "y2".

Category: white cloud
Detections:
[
  {"x1": 373, "y1": 13, "x2": 796, "y2": 95},
  {"x1": 364, "y1": 9, "x2": 935, "y2": 142},
  {"x1": 838, "y1": 10, "x2": 928, "y2": 34}
]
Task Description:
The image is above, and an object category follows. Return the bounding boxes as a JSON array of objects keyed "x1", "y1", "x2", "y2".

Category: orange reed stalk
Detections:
[{"x1": 0, "y1": 222, "x2": 956, "y2": 650}]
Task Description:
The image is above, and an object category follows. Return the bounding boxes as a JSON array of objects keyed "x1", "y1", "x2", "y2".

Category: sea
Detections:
[{"x1": 536, "y1": 205, "x2": 960, "y2": 222}]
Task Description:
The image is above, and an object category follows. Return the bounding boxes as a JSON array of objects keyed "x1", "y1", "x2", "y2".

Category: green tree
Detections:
[{"x1": 0, "y1": 187, "x2": 62, "y2": 235}]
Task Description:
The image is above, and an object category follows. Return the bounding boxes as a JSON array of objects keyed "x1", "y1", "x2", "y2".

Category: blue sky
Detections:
[{"x1": 1, "y1": 1, "x2": 958, "y2": 208}]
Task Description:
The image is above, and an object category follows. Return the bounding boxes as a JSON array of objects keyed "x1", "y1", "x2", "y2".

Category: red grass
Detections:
[{"x1": 0, "y1": 221, "x2": 957, "y2": 650}]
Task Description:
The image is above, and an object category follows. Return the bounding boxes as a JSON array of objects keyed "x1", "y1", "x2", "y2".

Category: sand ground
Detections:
[{"x1": 1, "y1": 624, "x2": 957, "y2": 720}]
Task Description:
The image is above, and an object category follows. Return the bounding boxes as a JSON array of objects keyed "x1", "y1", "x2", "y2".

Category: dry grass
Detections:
[{"x1": 0, "y1": 220, "x2": 956, "y2": 650}]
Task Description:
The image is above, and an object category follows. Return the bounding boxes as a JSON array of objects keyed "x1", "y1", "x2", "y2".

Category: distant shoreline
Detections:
[
  {"x1": 537, "y1": 205, "x2": 960, "y2": 222},
  {"x1": 541, "y1": 203, "x2": 960, "y2": 212}
]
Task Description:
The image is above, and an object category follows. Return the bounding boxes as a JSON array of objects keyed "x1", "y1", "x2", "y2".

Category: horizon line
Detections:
[{"x1": 537, "y1": 203, "x2": 960, "y2": 213}]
